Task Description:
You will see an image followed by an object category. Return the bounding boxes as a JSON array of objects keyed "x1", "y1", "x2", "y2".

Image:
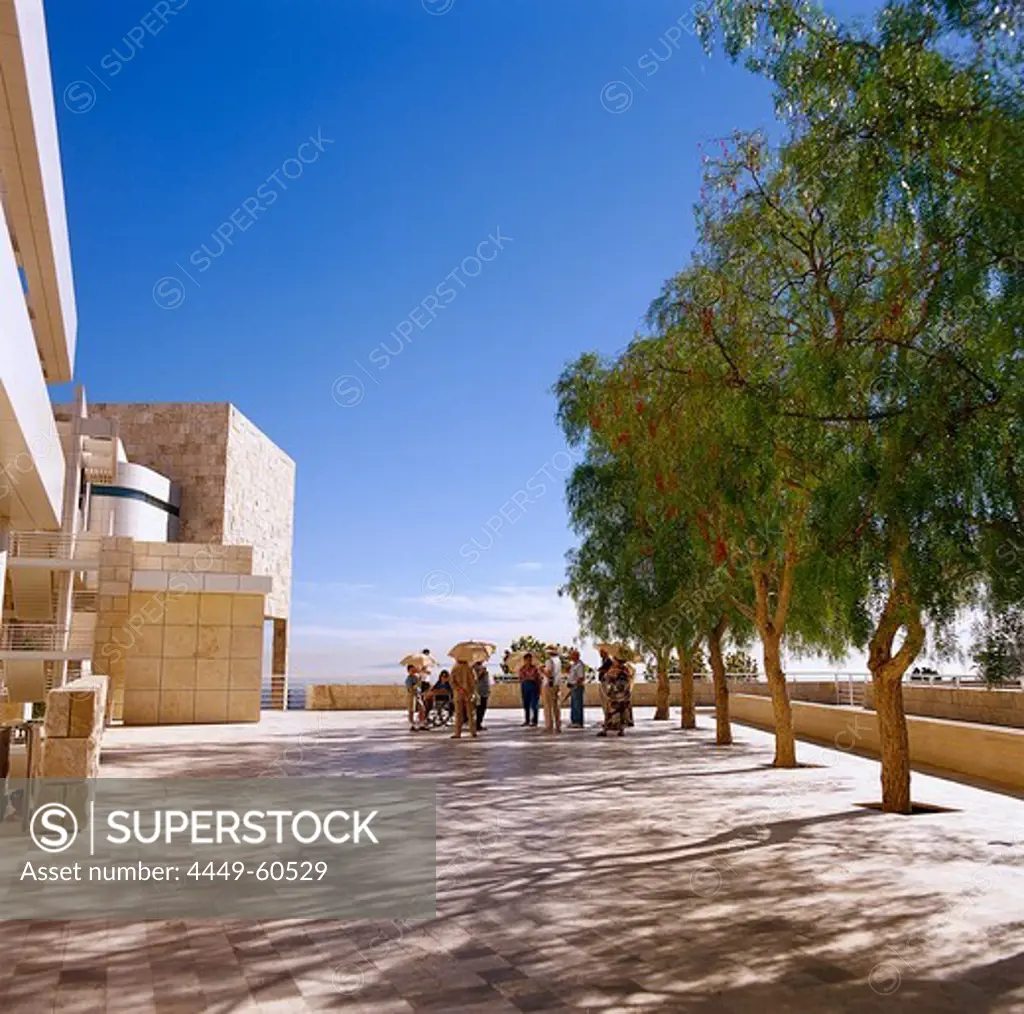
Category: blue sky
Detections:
[{"x1": 47, "y1": 0, "x2": 885, "y2": 678}]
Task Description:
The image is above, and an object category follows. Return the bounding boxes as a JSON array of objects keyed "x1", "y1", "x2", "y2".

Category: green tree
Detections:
[
  {"x1": 724, "y1": 650, "x2": 759, "y2": 679},
  {"x1": 972, "y1": 606, "x2": 1024, "y2": 685},
  {"x1": 501, "y1": 636, "x2": 547, "y2": 673},
  {"x1": 560, "y1": 458, "x2": 685, "y2": 720},
  {"x1": 556, "y1": 359, "x2": 750, "y2": 743}
]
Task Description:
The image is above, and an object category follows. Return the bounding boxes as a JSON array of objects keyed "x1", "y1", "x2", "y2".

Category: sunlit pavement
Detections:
[{"x1": 1, "y1": 707, "x2": 1022, "y2": 1012}]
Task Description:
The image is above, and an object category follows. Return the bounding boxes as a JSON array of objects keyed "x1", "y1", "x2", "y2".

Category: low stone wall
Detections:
[
  {"x1": 864, "y1": 683, "x2": 1024, "y2": 730},
  {"x1": 305, "y1": 679, "x2": 840, "y2": 711},
  {"x1": 729, "y1": 693, "x2": 1024, "y2": 793},
  {"x1": 41, "y1": 674, "x2": 108, "y2": 778}
]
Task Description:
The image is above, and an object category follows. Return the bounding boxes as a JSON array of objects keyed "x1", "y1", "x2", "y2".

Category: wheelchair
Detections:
[{"x1": 417, "y1": 689, "x2": 454, "y2": 729}]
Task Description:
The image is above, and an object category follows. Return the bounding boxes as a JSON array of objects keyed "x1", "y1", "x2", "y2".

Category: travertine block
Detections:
[
  {"x1": 132, "y1": 571, "x2": 169, "y2": 592},
  {"x1": 163, "y1": 625, "x2": 198, "y2": 658},
  {"x1": 197, "y1": 626, "x2": 231, "y2": 659},
  {"x1": 229, "y1": 658, "x2": 261, "y2": 690},
  {"x1": 164, "y1": 594, "x2": 199, "y2": 625},
  {"x1": 194, "y1": 690, "x2": 229, "y2": 723},
  {"x1": 43, "y1": 689, "x2": 71, "y2": 738},
  {"x1": 159, "y1": 690, "x2": 194, "y2": 724},
  {"x1": 161, "y1": 659, "x2": 197, "y2": 690},
  {"x1": 40, "y1": 739, "x2": 98, "y2": 779},
  {"x1": 197, "y1": 660, "x2": 230, "y2": 689},
  {"x1": 125, "y1": 657, "x2": 161, "y2": 690},
  {"x1": 230, "y1": 627, "x2": 262, "y2": 659},
  {"x1": 136, "y1": 623, "x2": 164, "y2": 658},
  {"x1": 231, "y1": 595, "x2": 264, "y2": 627},
  {"x1": 199, "y1": 594, "x2": 232, "y2": 625},
  {"x1": 123, "y1": 689, "x2": 159, "y2": 725},
  {"x1": 227, "y1": 690, "x2": 260, "y2": 723},
  {"x1": 128, "y1": 592, "x2": 151, "y2": 614},
  {"x1": 45, "y1": 676, "x2": 108, "y2": 742},
  {"x1": 69, "y1": 691, "x2": 104, "y2": 740}
]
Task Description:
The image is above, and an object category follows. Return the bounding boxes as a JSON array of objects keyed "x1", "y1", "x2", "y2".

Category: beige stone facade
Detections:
[
  {"x1": 92, "y1": 538, "x2": 269, "y2": 725},
  {"x1": 222, "y1": 407, "x2": 294, "y2": 619},
  {"x1": 88, "y1": 402, "x2": 295, "y2": 619}
]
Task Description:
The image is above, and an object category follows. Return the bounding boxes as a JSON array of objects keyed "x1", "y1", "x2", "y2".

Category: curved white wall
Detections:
[{"x1": 88, "y1": 463, "x2": 180, "y2": 542}]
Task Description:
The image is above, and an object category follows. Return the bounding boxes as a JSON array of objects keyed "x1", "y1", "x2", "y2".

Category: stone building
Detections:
[{"x1": 87, "y1": 402, "x2": 296, "y2": 710}]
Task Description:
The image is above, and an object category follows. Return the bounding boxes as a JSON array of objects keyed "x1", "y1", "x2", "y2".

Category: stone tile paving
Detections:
[{"x1": 1, "y1": 706, "x2": 1023, "y2": 1012}]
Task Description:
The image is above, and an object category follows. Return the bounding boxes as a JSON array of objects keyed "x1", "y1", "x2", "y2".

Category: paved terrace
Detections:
[{"x1": 1, "y1": 708, "x2": 1022, "y2": 1013}]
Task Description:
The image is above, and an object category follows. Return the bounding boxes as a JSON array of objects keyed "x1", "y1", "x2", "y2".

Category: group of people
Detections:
[{"x1": 404, "y1": 645, "x2": 635, "y2": 738}]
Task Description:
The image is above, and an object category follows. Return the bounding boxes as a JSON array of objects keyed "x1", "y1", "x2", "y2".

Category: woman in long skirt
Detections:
[{"x1": 598, "y1": 663, "x2": 631, "y2": 737}]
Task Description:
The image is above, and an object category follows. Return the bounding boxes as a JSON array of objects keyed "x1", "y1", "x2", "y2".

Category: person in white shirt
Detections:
[
  {"x1": 568, "y1": 649, "x2": 586, "y2": 727},
  {"x1": 542, "y1": 646, "x2": 563, "y2": 732}
]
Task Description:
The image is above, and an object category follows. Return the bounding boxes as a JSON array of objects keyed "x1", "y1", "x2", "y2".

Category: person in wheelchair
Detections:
[{"x1": 418, "y1": 670, "x2": 454, "y2": 728}]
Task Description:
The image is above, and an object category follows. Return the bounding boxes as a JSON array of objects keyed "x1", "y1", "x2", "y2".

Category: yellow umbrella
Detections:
[
  {"x1": 400, "y1": 652, "x2": 436, "y2": 672},
  {"x1": 503, "y1": 650, "x2": 535, "y2": 674},
  {"x1": 596, "y1": 642, "x2": 639, "y2": 662},
  {"x1": 448, "y1": 640, "x2": 496, "y2": 664}
]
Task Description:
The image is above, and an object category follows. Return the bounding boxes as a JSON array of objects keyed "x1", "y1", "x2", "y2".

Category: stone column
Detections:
[{"x1": 269, "y1": 618, "x2": 288, "y2": 710}]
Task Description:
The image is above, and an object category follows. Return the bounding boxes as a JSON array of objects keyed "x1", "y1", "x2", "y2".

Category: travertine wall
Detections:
[
  {"x1": 89, "y1": 403, "x2": 294, "y2": 618},
  {"x1": 864, "y1": 683, "x2": 1024, "y2": 730},
  {"x1": 92, "y1": 536, "x2": 132, "y2": 721},
  {"x1": 222, "y1": 406, "x2": 294, "y2": 619},
  {"x1": 93, "y1": 540, "x2": 266, "y2": 724},
  {"x1": 303, "y1": 680, "x2": 842, "y2": 711},
  {"x1": 89, "y1": 403, "x2": 230, "y2": 545},
  {"x1": 119, "y1": 586, "x2": 264, "y2": 725},
  {"x1": 730, "y1": 694, "x2": 1024, "y2": 793}
]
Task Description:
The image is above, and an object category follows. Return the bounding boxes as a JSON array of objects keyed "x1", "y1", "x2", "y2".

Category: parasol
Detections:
[
  {"x1": 596, "y1": 642, "x2": 639, "y2": 662},
  {"x1": 448, "y1": 640, "x2": 496, "y2": 664},
  {"x1": 400, "y1": 652, "x2": 436, "y2": 672},
  {"x1": 503, "y1": 650, "x2": 533, "y2": 674}
]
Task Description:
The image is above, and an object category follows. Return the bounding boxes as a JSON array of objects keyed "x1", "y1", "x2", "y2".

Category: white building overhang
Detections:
[
  {"x1": 0, "y1": 0, "x2": 77, "y2": 382},
  {"x1": 0, "y1": 195, "x2": 63, "y2": 529}
]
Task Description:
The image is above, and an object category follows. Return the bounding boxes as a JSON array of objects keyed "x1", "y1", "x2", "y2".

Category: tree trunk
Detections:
[
  {"x1": 867, "y1": 555, "x2": 925, "y2": 814},
  {"x1": 762, "y1": 629, "x2": 797, "y2": 768},
  {"x1": 873, "y1": 670, "x2": 912, "y2": 813},
  {"x1": 708, "y1": 618, "x2": 732, "y2": 745},
  {"x1": 654, "y1": 650, "x2": 670, "y2": 720},
  {"x1": 678, "y1": 644, "x2": 696, "y2": 730}
]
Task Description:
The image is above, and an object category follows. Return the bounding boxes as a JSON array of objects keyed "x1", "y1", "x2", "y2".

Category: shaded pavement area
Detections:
[{"x1": 1, "y1": 707, "x2": 1022, "y2": 1012}]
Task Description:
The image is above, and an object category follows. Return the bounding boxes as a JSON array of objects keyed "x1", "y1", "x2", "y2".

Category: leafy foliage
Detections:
[
  {"x1": 724, "y1": 651, "x2": 759, "y2": 678},
  {"x1": 972, "y1": 606, "x2": 1024, "y2": 684}
]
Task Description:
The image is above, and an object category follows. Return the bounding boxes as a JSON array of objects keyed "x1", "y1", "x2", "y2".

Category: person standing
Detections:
[
  {"x1": 598, "y1": 648, "x2": 613, "y2": 726},
  {"x1": 568, "y1": 649, "x2": 586, "y2": 728},
  {"x1": 598, "y1": 661, "x2": 631, "y2": 737},
  {"x1": 542, "y1": 646, "x2": 563, "y2": 732},
  {"x1": 624, "y1": 659, "x2": 636, "y2": 727},
  {"x1": 474, "y1": 661, "x2": 491, "y2": 730},
  {"x1": 450, "y1": 660, "x2": 478, "y2": 739},
  {"x1": 405, "y1": 664, "x2": 421, "y2": 731},
  {"x1": 518, "y1": 652, "x2": 541, "y2": 727}
]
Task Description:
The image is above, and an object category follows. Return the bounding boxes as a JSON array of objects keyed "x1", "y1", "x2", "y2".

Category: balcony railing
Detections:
[
  {"x1": 0, "y1": 624, "x2": 95, "y2": 654},
  {"x1": 7, "y1": 532, "x2": 101, "y2": 563},
  {"x1": 49, "y1": 590, "x2": 98, "y2": 613}
]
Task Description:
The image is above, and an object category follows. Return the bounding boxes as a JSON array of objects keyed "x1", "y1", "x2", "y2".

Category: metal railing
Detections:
[
  {"x1": 62, "y1": 590, "x2": 98, "y2": 613},
  {"x1": 0, "y1": 623, "x2": 95, "y2": 653},
  {"x1": 259, "y1": 686, "x2": 306, "y2": 711},
  {"x1": 8, "y1": 532, "x2": 102, "y2": 562}
]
